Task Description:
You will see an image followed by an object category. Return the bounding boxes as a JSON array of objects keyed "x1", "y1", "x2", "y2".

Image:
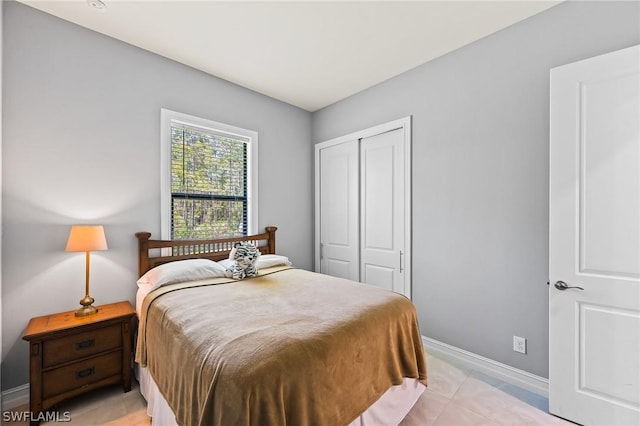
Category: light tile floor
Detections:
[
  {"x1": 3, "y1": 350, "x2": 575, "y2": 426},
  {"x1": 401, "y1": 352, "x2": 574, "y2": 426}
]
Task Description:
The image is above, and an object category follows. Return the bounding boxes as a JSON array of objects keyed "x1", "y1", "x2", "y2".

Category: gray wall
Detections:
[
  {"x1": 1, "y1": 2, "x2": 312, "y2": 390},
  {"x1": 312, "y1": 0, "x2": 640, "y2": 378}
]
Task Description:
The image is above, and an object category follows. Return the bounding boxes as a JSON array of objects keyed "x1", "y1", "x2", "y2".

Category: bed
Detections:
[{"x1": 134, "y1": 227, "x2": 427, "y2": 426}]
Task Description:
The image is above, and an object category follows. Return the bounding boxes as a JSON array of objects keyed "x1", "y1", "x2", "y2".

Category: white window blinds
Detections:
[{"x1": 170, "y1": 122, "x2": 250, "y2": 239}]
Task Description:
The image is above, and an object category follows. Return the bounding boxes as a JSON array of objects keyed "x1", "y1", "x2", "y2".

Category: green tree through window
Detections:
[{"x1": 171, "y1": 123, "x2": 248, "y2": 239}]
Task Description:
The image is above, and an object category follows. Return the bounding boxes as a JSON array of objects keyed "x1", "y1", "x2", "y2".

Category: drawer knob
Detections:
[
  {"x1": 76, "y1": 367, "x2": 95, "y2": 379},
  {"x1": 76, "y1": 339, "x2": 95, "y2": 350}
]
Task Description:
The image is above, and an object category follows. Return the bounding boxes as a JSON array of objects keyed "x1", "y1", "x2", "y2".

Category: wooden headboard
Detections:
[{"x1": 135, "y1": 226, "x2": 277, "y2": 277}]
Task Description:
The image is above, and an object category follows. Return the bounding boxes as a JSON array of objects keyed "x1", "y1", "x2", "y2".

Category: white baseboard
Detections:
[
  {"x1": 422, "y1": 336, "x2": 549, "y2": 398},
  {"x1": 2, "y1": 383, "x2": 29, "y2": 411}
]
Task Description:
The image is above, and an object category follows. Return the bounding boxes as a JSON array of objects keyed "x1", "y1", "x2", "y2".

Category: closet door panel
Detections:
[
  {"x1": 319, "y1": 140, "x2": 359, "y2": 281},
  {"x1": 360, "y1": 129, "x2": 404, "y2": 293},
  {"x1": 362, "y1": 264, "x2": 395, "y2": 290}
]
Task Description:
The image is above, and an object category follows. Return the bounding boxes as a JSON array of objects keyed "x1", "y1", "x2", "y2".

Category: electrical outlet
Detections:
[{"x1": 513, "y1": 336, "x2": 526, "y2": 354}]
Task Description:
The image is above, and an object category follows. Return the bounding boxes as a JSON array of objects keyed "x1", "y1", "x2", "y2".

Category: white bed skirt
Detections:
[{"x1": 136, "y1": 365, "x2": 425, "y2": 426}]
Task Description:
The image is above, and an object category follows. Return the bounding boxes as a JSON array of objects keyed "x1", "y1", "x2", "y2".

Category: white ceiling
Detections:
[{"x1": 18, "y1": 0, "x2": 561, "y2": 111}]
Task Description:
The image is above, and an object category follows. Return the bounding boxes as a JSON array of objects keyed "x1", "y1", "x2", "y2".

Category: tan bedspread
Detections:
[{"x1": 136, "y1": 267, "x2": 427, "y2": 426}]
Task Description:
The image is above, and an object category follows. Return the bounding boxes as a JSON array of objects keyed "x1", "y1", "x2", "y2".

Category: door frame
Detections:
[{"x1": 314, "y1": 116, "x2": 412, "y2": 298}]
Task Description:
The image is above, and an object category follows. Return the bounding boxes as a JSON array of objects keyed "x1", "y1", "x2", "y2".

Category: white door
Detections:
[
  {"x1": 549, "y1": 45, "x2": 640, "y2": 425},
  {"x1": 318, "y1": 139, "x2": 360, "y2": 280},
  {"x1": 360, "y1": 129, "x2": 405, "y2": 293}
]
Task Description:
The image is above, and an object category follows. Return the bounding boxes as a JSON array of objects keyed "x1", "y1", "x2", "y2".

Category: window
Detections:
[{"x1": 161, "y1": 109, "x2": 258, "y2": 240}]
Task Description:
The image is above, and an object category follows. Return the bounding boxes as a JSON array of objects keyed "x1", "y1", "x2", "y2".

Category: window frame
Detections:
[{"x1": 160, "y1": 108, "x2": 258, "y2": 240}]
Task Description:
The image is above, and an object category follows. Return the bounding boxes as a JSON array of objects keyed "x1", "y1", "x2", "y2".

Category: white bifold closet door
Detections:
[
  {"x1": 318, "y1": 139, "x2": 360, "y2": 280},
  {"x1": 316, "y1": 119, "x2": 410, "y2": 297},
  {"x1": 360, "y1": 130, "x2": 405, "y2": 293}
]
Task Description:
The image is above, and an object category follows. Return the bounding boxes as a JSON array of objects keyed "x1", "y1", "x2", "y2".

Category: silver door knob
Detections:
[{"x1": 554, "y1": 280, "x2": 584, "y2": 291}]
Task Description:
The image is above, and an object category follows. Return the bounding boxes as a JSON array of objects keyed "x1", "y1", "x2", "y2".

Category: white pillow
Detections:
[
  {"x1": 219, "y1": 255, "x2": 292, "y2": 270},
  {"x1": 218, "y1": 259, "x2": 233, "y2": 269},
  {"x1": 256, "y1": 254, "x2": 293, "y2": 269},
  {"x1": 137, "y1": 259, "x2": 227, "y2": 290}
]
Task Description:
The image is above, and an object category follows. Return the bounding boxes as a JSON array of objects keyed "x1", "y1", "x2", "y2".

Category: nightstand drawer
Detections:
[
  {"x1": 42, "y1": 351, "x2": 122, "y2": 400},
  {"x1": 43, "y1": 324, "x2": 121, "y2": 368}
]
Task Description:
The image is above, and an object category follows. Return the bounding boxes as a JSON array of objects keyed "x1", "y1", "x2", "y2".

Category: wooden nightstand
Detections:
[{"x1": 22, "y1": 301, "x2": 136, "y2": 425}]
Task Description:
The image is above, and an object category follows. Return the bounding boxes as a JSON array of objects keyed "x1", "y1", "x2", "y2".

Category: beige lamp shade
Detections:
[{"x1": 65, "y1": 225, "x2": 108, "y2": 252}]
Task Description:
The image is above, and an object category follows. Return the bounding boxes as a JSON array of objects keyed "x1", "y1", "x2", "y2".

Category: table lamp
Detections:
[{"x1": 66, "y1": 225, "x2": 108, "y2": 317}]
